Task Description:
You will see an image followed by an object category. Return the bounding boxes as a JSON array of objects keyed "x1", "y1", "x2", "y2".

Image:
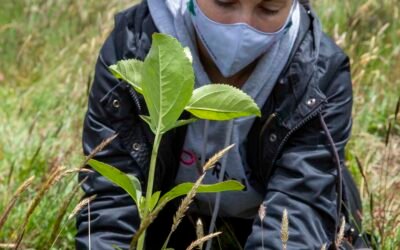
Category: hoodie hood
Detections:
[{"x1": 147, "y1": 0, "x2": 301, "y2": 219}]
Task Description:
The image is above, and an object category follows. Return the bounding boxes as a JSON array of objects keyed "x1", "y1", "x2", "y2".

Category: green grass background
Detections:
[{"x1": 0, "y1": 0, "x2": 399, "y2": 249}]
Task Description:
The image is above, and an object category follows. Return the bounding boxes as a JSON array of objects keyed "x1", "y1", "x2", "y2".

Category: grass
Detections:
[
  {"x1": 313, "y1": 0, "x2": 400, "y2": 248},
  {"x1": 0, "y1": 0, "x2": 135, "y2": 248},
  {"x1": 0, "y1": 0, "x2": 399, "y2": 249}
]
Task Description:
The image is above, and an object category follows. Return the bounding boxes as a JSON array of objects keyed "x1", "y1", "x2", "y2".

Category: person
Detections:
[{"x1": 76, "y1": 0, "x2": 371, "y2": 249}]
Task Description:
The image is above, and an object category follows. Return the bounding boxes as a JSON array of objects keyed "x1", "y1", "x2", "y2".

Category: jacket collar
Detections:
[
  {"x1": 119, "y1": 1, "x2": 328, "y2": 133},
  {"x1": 265, "y1": 4, "x2": 327, "y2": 131}
]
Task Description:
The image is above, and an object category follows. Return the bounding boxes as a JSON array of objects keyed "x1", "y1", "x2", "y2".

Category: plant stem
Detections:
[
  {"x1": 137, "y1": 233, "x2": 145, "y2": 250},
  {"x1": 136, "y1": 131, "x2": 163, "y2": 250},
  {"x1": 145, "y1": 131, "x2": 163, "y2": 214}
]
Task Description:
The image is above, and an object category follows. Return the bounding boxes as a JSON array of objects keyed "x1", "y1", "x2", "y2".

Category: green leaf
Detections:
[
  {"x1": 169, "y1": 118, "x2": 198, "y2": 130},
  {"x1": 139, "y1": 115, "x2": 196, "y2": 134},
  {"x1": 139, "y1": 196, "x2": 146, "y2": 216},
  {"x1": 158, "y1": 180, "x2": 244, "y2": 205},
  {"x1": 112, "y1": 245, "x2": 123, "y2": 250},
  {"x1": 141, "y1": 33, "x2": 195, "y2": 134},
  {"x1": 139, "y1": 115, "x2": 155, "y2": 133},
  {"x1": 87, "y1": 159, "x2": 141, "y2": 206},
  {"x1": 109, "y1": 59, "x2": 144, "y2": 94},
  {"x1": 128, "y1": 174, "x2": 142, "y2": 202},
  {"x1": 149, "y1": 191, "x2": 161, "y2": 211},
  {"x1": 185, "y1": 84, "x2": 261, "y2": 120}
]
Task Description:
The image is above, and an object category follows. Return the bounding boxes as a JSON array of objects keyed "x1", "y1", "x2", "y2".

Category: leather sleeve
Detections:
[
  {"x1": 75, "y1": 16, "x2": 145, "y2": 250},
  {"x1": 245, "y1": 54, "x2": 353, "y2": 249}
]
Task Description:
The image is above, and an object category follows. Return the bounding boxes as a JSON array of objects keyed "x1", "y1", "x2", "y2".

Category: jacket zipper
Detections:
[
  {"x1": 126, "y1": 84, "x2": 149, "y2": 184},
  {"x1": 128, "y1": 86, "x2": 142, "y2": 114},
  {"x1": 267, "y1": 103, "x2": 341, "y2": 249},
  {"x1": 264, "y1": 102, "x2": 325, "y2": 168}
]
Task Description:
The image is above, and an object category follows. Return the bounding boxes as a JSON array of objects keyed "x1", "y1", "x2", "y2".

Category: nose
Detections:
[{"x1": 237, "y1": 9, "x2": 256, "y2": 27}]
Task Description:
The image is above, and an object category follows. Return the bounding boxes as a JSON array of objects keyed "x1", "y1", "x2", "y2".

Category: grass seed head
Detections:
[{"x1": 281, "y1": 208, "x2": 289, "y2": 250}]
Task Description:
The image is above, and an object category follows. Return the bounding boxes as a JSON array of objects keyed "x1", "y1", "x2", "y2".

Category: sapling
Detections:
[{"x1": 87, "y1": 33, "x2": 261, "y2": 250}]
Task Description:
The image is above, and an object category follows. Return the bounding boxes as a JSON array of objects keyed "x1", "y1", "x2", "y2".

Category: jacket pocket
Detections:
[
  {"x1": 100, "y1": 81, "x2": 137, "y2": 124},
  {"x1": 99, "y1": 81, "x2": 151, "y2": 171}
]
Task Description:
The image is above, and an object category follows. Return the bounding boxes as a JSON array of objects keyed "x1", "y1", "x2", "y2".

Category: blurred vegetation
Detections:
[
  {"x1": 314, "y1": 0, "x2": 400, "y2": 248},
  {"x1": 0, "y1": 0, "x2": 399, "y2": 249},
  {"x1": 0, "y1": 1, "x2": 135, "y2": 248}
]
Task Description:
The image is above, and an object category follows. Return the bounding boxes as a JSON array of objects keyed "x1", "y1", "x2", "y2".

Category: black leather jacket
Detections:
[{"x1": 76, "y1": 1, "x2": 367, "y2": 249}]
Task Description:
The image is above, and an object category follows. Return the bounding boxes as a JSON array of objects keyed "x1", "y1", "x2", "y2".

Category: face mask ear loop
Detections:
[{"x1": 319, "y1": 112, "x2": 342, "y2": 249}]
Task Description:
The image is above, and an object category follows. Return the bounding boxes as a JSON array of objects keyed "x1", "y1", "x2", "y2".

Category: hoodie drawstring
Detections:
[
  {"x1": 200, "y1": 120, "x2": 210, "y2": 167},
  {"x1": 205, "y1": 120, "x2": 235, "y2": 250}
]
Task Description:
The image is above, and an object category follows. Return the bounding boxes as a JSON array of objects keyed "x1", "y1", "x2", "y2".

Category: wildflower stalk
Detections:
[
  {"x1": 0, "y1": 176, "x2": 34, "y2": 231},
  {"x1": 196, "y1": 219, "x2": 204, "y2": 249},
  {"x1": 258, "y1": 203, "x2": 266, "y2": 249},
  {"x1": 14, "y1": 166, "x2": 65, "y2": 249},
  {"x1": 281, "y1": 208, "x2": 289, "y2": 250},
  {"x1": 161, "y1": 145, "x2": 234, "y2": 249},
  {"x1": 336, "y1": 216, "x2": 346, "y2": 246},
  {"x1": 186, "y1": 232, "x2": 222, "y2": 250}
]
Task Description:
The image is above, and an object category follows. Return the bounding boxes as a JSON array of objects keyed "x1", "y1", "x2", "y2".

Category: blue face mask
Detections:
[{"x1": 189, "y1": 0, "x2": 297, "y2": 77}]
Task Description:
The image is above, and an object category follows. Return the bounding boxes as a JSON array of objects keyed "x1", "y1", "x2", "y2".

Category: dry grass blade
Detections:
[
  {"x1": 394, "y1": 96, "x2": 399, "y2": 121},
  {"x1": 63, "y1": 168, "x2": 94, "y2": 175},
  {"x1": 355, "y1": 155, "x2": 371, "y2": 197},
  {"x1": 13, "y1": 166, "x2": 65, "y2": 250},
  {"x1": 202, "y1": 144, "x2": 235, "y2": 171},
  {"x1": 258, "y1": 203, "x2": 266, "y2": 221},
  {"x1": 162, "y1": 145, "x2": 235, "y2": 249},
  {"x1": 336, "y1": 216, "x2": 346, "y2": 246},
  {"x1": 68, "y1": 195, "x2": 97, "y2": 220},
  {"x1": 186, "y1": 232, "x2": 222, "y2": 250},
  {"x1": 258, "y1": 203, "x2": 266, "y2": 249},
  {"x1": 162, "y1": 172, "x2": 207, "y2": 249},
  {"x1": 385, "y1": 121, "x2": 392, "y2": 146},
  {"x1": 172, "y1": 174, "x2": 205, "y2": 228},
  {"x1": 47, "y1": 176, "x2": 88, "y2": 248},
  {"x1": 0, "y1": 176, "x2": 34, "y2": 231},
  {"x1": 130, "y1": 199, "x2": 170, "y2": 249},
  {"x1": 281, "y1": 208, "x2": 289, "y2": 250},
  {"x1": 81, "y1": 133, "x2": 118, "y2": 168},
  {"x1": 0, "y1": 243, "x2": 16, "y2": 249}
]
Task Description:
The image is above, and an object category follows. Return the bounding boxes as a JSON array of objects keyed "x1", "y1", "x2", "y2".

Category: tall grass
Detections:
[
  {"x1": 0, "y1": 0, "x2": 134, "y2": 248},
  {"x1": 0, "y1": 0, "x2": 398, "y2": 249},
  {"x1": 314, "y1": 0, "x2": 400, "y2": 249}
]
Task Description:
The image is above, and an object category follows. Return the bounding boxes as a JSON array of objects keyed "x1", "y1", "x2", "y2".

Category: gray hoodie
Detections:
[{"x1": 147, "y1": 0, "x2": 301, "y2": 219}]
